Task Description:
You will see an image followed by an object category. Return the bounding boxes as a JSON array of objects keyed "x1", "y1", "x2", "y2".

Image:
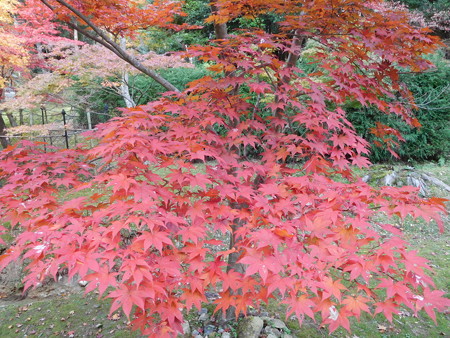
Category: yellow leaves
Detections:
[
  {"x1": 301, "y1": 46, "x2": 326, "y2": 59},
  {"x1": 0, "y1": 0, "x2": 29, "y2": 89},
  {"x1": 0, "y1": 31, "x2": 28, "y2": 61},
  {"x1": 259, "y1": 93, "x2": 275, "y2": 105},
  {"x1": 5, "y1": 121, "x2": 74, "y2": 137},
  {"x1": 130, "y1": 0, "x2": 146, "y2": 5},
  {"x1": 0, "y1": 0, "x2": 17, "y2": 24}
]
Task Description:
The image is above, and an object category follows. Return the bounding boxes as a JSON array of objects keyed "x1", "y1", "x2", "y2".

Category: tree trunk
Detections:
[
  {"x1": 224, "y1": 202, "x2": 247, "y2": 320},
  {"x1": 6, "y1": 112, "x2": 17, "y2": 127},
  {"x1": 285, "y1": 30, "x2": 305, "y2": 69},
  {"x1": 19, "y1": 109, "x2": 24, "y2": 125},
  {"x1": 208, "y1": 1, "x2": 243, "y2": 312},
  {"x1": 210, "y1": 1, "x2": 227, "y2": 39},
  {"x1": 0, "y1": 112, "x2": 10, "y2": 149},
  {"x1": 120, "y1": 38, "x2": 137, "y2": 108},
  {"x1": 274, "y1": 30, "x2": 305, "y2": 118}
]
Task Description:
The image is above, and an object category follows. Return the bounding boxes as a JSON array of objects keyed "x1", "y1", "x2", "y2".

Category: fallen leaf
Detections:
[
  {"x1": 377, "y1": 324, "x2": 387, "y2": 333},
  {"x1": 110, "y1": 313, "x2": 120, "y2": 321}
]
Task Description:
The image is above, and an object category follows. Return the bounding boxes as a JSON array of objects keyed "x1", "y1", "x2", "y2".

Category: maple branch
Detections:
[
  {"x1": 133, "y1": 81, "x2": 155, "y2": 106},
  {"x1": 39, "y1": 0, "x2": 180, "y2": 93},
  {"x1": 286, "y1": 29, "x2": 304, "y2": 69},
  {"x1": 0, "y1": 111, "x2": 10, "y2": 148},
  {"x1": 118, "y1": 75, "x2": 151, "y2": 106}
]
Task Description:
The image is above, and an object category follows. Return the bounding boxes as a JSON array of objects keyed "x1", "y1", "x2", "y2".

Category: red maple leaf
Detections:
[{"x1": 108, "y1": 285, "x2": 149, "y2": 319}]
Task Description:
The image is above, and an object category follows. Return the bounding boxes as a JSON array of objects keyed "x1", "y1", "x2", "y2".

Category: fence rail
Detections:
[
  {"x1": 1, "y1": 108, "x2": 107, "y2": 151},
  {"x1": 0, "y1": 129, "x2": 90, "y2": 150}
]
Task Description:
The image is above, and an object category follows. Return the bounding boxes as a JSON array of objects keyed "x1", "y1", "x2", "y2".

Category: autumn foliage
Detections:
[
  {"x1": 0, "y1": 0, "x2": 449, "y2": 337},
  {"x1": 0, "y1": 0, "x2": 28, "y2": 89},
  {"x1": 0, "y1": 0, "x2": 76, "y2": 90}
]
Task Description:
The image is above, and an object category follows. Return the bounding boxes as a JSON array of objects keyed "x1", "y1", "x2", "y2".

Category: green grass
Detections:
[{"x1": 0, "y1": 293, "x2": 143, "y2": 337}]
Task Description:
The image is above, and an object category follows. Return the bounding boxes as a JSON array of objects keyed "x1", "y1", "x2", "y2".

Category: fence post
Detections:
[
  {"x1": 87, "y1": 110, "x2": 92, "y2": 130},
  {"x1": 40, "y1": 106, "x2": 46, "y2": 125},
  {"x1": 87, "y1": 110, "x2": 93, "y2": 148},
  {"x1": 40, "y1": 106, "x2": 47, "y2": 152},
  {"x1": 61, "y1": 109, "x2": 69, "y2": 149}
]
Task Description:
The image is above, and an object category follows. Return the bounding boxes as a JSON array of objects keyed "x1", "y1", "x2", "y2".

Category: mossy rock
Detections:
[{"x1": 362, "y1": 166, "x2": 438, "y2": 196}]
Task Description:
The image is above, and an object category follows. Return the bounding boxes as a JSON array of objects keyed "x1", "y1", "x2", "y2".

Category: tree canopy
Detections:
[{"x1": 0, "y1": 1, "x2": 449, "y2": 337}]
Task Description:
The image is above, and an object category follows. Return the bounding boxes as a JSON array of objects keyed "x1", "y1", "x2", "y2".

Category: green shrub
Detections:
[
  {"x1": 131, "y1": 66, "x2": 209, "y2": 104},
  {"x1": 71, "y1": 78, "x2": 123, "y2": 128},
  {"x1": 347, "y1": 52, "x2": 450, "y2": 163},
  {"x1": 75, "y1": 66, "x2": 209, "y2": 128}
]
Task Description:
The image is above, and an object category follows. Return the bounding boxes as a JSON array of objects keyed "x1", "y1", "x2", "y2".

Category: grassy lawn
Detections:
[{"x1": 0, "y1": 292, "x2": 143, "y2": 337}]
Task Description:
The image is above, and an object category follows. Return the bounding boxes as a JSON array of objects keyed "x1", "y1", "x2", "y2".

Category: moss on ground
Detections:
[{"x1": 0, "y1": 293, "x2": 143, "y2": 337}]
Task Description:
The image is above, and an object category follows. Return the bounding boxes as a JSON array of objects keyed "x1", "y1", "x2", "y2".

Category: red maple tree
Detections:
[{"x1": 0, "y1": 1, "x2": 449, "y2": 337}]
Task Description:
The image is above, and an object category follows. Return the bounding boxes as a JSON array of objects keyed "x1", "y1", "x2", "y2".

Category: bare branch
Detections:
[{"x1": 40, "y1": 0, "x2": 180, "y2": 92}]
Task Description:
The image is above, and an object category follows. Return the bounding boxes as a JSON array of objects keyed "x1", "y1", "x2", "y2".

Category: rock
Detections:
[
  {"x1": 384, "y1": 172, "x2": 397, "y2": 186},
  {"x1": 269, "y1": 318, "x2": 287, "y2": 330},
  {"x1": 198, "y1": 312, "x2": 210, "y2": 321},
  {"x1": 282, "y1": 334, "x2": 293, "y2": 338},
  {"x1": 237, "y1": 316, "x2": 264, "y2": 338},
  {"x1": 221, "y1": 333, "x2": 231, "y2": 338},
  {"x1": 78, "y1": 280, "x2": 88, "y2": 287},
  {"x1": 247, "y1": 308, "x2": 258, "y2": 316},
  {"x1": 267, "y1": 334, "x2": 278, "y2": 338},
  {"x1": 182, "y1": 321, "x2": 190, "y2": 335},
  {"x1": 260, "y1": 316, "x2": 272, "y2": 323},
  {"x1": 205, "y1": 325, "x2": 216, "y2": 335},
  {"x1": 0, "y1": 261, "x2": 24, "y2": 293},
  {"x1": 265, "y1": 326, "x2": 281, "y2": 337},
  {"x1": 205, "y1": 291, "x2": 220, "y2": 300}
]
